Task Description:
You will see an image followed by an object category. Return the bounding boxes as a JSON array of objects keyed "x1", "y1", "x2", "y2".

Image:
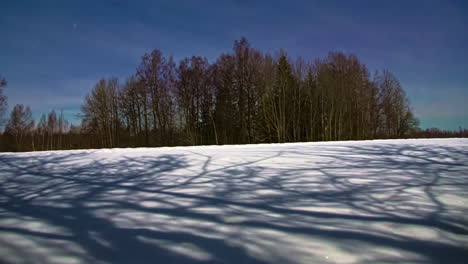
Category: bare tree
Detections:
[
  {"x1": 120, "y1": 76, "x2": 143, "y2": 146},
  {"x1": 136, "y1": 50, "x2": 176, "y2": 146},
  {"x1": 81, "y1": 78, "x2": 121, "y2": 148},
  {"x1": 176, "y1": 56, "x2": 212, "y2": 145},
  {"x1": 212, "y1": 54, "x2": 236, "y2": 144},
  {"x1": 375, "y1": 70, "x2": 417, "y2": 137}
]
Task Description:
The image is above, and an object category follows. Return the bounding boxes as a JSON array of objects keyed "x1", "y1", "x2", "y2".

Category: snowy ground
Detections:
[{"x1": 1, "y1": 139, "x2": 467, "y2": 264}]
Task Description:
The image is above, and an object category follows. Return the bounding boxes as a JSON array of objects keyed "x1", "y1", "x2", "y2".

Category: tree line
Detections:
[{"x1": 2, "y1": 38, "x2": 459, "y2": 152}]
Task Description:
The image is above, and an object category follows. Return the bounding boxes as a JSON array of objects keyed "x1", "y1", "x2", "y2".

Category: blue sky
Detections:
[{"x1": 1, "y1": 0, "x2": 467, "y2": 130}]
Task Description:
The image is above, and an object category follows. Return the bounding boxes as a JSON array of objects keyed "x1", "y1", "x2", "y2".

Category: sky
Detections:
[{"x1": 1, "y1": 0, "x2": 467, "y2": 130}]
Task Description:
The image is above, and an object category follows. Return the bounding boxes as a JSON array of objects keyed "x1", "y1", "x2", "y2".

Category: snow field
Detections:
[{"x1": 1, "y1": 138, "x2": 467, "y2": 263}]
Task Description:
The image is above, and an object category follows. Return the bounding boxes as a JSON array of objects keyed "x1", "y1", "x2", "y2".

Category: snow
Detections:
[{"x1": 1, "y1": 138, "x2": 467, "y2": 264}]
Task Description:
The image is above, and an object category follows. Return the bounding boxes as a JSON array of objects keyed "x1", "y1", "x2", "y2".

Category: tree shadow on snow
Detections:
[{"x1": 0, "y1": 142, "x2": 467, "y2": 263}]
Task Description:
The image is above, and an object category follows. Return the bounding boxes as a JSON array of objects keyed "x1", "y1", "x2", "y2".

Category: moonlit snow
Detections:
[{"x1": 1, "y1": 139, "x2": 467, "y2": 263}]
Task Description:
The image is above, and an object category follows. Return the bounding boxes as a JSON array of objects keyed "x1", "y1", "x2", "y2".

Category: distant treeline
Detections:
[
  {"x1": 412, "y1": 128, "x2": 468, "y2": 138},
  {"x1": 0, "y1": 38, "x2": 465, "y2": 152}
]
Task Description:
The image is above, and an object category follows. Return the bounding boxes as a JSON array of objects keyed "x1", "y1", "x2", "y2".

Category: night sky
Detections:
[{"x1": 1, "y1": 0, "x2": 467, "y2": 130}]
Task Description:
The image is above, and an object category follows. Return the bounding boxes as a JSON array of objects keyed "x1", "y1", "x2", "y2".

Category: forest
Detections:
[{"x1": 0, "y1": 38, "x2": 465, "y2": 152}]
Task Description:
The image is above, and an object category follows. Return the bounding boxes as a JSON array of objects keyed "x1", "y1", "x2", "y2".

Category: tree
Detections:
[
  {"x1": 136, "y1": 50, "x2": 177, "y2": 146},
  {"x1": 212, "y1": 54, "x2": 236, "y2": 144},
  {"x1": 120, "y1": 76, "x2": 144, "y2": 146},
  {"x1": 81, "y1": 78, "x2": 121, "y2": 148},
  {"x1": 0, "y1": 75, "x2": 7, "y2": 128},
  {"x1": 4, "y1": 104, "x2": 34, "y2": 151},
  {"x1": 176, "y1": 56, "x2": 212, "y2": 145},
  {"x1": 37, "y1": 113, "x2": 47, "y2": 150},
  {"x1": 375, "y1": 70, "x2": 417, "y2": 137},
  {"x1": 47, "y1": 110, "x2": 57, "y2": 149},
  {"x1": 262, "y1": 53, "x2": 296, "y2": 143}
]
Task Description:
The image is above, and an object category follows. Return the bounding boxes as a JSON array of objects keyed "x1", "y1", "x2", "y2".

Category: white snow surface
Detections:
[{"x1": 1, "y1": 138, "x2": 467, "y2": 264}]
